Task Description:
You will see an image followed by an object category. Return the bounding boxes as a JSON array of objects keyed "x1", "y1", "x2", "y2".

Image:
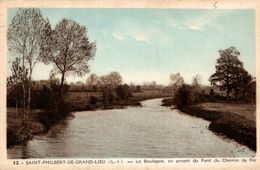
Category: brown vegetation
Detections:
[
  {"x1": 68, "y1": 90, "x2": 171, "y2": 111},
  {"x1": 162, "y1": 99, "x2": 256, "y2": 151},
  {"x1": 7, "y1": 108, "x2": 46, "y2": 148}
]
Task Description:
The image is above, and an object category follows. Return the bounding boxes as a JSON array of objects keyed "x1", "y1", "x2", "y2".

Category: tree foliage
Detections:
[
  {"x1": 174, "y1": 84, "x2": 192, "y2": 108},
  {"x1": 191, "y1": 74, "x2": 201, "y2": 87},
  {"x1": 7, "y1": 58, "x2": 28, "y2": 88},
  {"x1": 98, "y1": 71, "x2": 122, "y2": 89},
  {"x1": 102, "y1": 87, "x2": 114, "y2": 108},
  {"x1": 8, "y1": 8, "x2": 47, "y2": 110},
  {"x1": 40, "y1": 18, "x2": 96, "y2": 94},
  {"x1": 7, "y1": 58, "x2": 28, "y2": 110},
  {"x1": 169, "y1": 73, "x2": 184, "y2": 87},
  {"x1": 86, "y1": 73, "x2": 98, "y2": 86},
  {"x1": 8, "y1": 8, "x2": 46, "y2": 63},
  {"x1": 36, "y1": 75, "x2": 70, "y2": 129},
  {"x1": 116, "y1": 84, "x2": 132, "y2": 100},
  {"x1": 209, "y1": 47, "x2": 252, "y2": 99},
  {"x1": 191, "y1": 74, "x2": 203, "y2": 103}
]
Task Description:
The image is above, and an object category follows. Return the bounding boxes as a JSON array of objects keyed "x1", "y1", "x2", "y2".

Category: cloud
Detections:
[
  {"x1": 184, "y1": 14, "x2": 213, "y2": 31},
  {"x1": 131, "y1": 32, "x2": 150, "y2": 44},
  {"x1": 113, "y1": 30, "x2": 151, "y2": 44},
  {"x1": 164, "y1": 11, "x2": 228, "y2": 32},
  {"x1": 164, "y1": 17, "x2": 183, "y2": 30},
  {"x1": 185, "y1": 17, "x2": 208, "y2": 31},
  {"x1": 112, "y1": 18, "x2": 168, "y2": 45},
  {"x1": 113, "y1": 32, "x2": 125, "y2": 41},
  {"x1": 113, "y1": 27, "x2": 150, "y2": 43}
]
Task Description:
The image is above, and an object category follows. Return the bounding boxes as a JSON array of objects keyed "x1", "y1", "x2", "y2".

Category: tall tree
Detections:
[
  {"x1": 191, "y1": 74, "x2": 201, "y2": 87},
  {"x1": 191, "y1": 74, "x2": 202, "y2": 103},
  {"x1": 233, "y1": 68, "x2": 252, "y2": 101},
  {"x1": 107, "y1": 71, "x2": 123, "y2": 88},
  {"x1": 7, "y1": 58, "x2": 28, "y2": 123},
  {"x1": 209, "y1": 46, "x2": 251, "y2": 99},
  {"x1": 40, "y1": 19, "x2": 96, "y2": 96},
  {"x1": 86, "y1": 73, "x2": 98, "y2": 90},
  {"x1": 169, "y1": 72, "x2": 184, "y2": 87},
  {"x1": 98, "y1": 72, "x2": 122, "y2": 89},
  {"x1": 8, "y1": 8, "x2": 47, "y2": 111}
]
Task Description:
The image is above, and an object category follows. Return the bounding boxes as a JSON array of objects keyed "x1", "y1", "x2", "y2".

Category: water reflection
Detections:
[{"x1": 7, "y1": 98, "x2": 255, "y2": 158}]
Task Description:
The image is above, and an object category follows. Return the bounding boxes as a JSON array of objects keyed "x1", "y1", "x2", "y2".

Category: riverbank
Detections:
[
  {"x1": 7, "y1": 108, "x2": 74, "y2": 148},
  {"x1": 7, "y1": 108, "x2": 46, "y2": 148},
  {"x1": 69, "y1": 91, "x2": 171, "y2": 111},
  {"x1": 8, "y1": 98, "x2": 255, "y2": 158},
  {"x1": 70, "y1": 97, "x2": 142, "y2": 111},
  {"x1": 7, "y1": 91, "x2": 171, "y2": 148},
  {"x1": 162, "y1": 99, "x2": 256, "y2": 151}
]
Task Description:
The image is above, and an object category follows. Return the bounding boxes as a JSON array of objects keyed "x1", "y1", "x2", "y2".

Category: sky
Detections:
[{"x1": 7, "y1": 9, "x2": 255, "y2": 85}]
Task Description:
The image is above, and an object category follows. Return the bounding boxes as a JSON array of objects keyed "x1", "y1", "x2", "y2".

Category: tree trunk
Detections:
[
  {"x1": 15, "y1": 98, "x2": 18, "y2": 119},
  {"x1": 21, "y1": 39, "x2": 27, "y2": 126},
  {"x1": 22, "y1": 58, "x2": 26, "y2": 125},
  {"x1": 27, "y1": 69, "x2": 32, "y2": 114},
  {"x1": 242, "y1": 89, "x2": 246, "y2": 102},
  {"x1": 226, "y1": 87, "x2": 230, "y2": 100},
  {"x1": 22, "y1": 79, "x2": 26, "y2": 125},
  {"x1": 59, "y1": 72, "x2": 65, "y2": 97}
]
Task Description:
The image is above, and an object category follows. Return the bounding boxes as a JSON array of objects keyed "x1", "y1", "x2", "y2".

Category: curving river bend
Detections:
[{"x1": 7, "y1": 98, "x2": 255, "y2": 158}]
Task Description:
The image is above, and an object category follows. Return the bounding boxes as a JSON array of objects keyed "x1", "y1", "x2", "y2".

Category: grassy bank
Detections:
[
  {"x1": 7, "y1": 107, "x2": 74, "y2": 148},
  {"x1": 162, "y1": 99, "x2": 256, "y2": 151},
  {"x1": 7, "y1": 108, "x2": 46, "y2": 148},
  {"x1": 69, "y1": 90, "x2": 171, "y2": 111}
]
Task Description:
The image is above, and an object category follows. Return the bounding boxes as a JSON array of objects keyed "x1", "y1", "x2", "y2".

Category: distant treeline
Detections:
[
  {"x1": 7, "y1": 71, "x2": 169, "y2": 110},
  {"x1": 163, "y1": 46, "x2": 256, "y2": 110}
]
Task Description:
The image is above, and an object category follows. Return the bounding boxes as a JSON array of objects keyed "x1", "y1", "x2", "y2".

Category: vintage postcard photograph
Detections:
[{"x1": 4, "y1": 4, "x2": 257, "y2": 166}]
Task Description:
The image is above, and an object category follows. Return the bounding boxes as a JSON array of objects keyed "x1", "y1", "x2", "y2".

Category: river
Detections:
[{"x1": 7, "y1": 98, "x2": 255, "y2": 158}]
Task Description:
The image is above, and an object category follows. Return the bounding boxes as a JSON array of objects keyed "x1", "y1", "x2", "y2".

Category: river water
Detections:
[{"x1": 7, "y1": 98, "x2": 255, "y2": 158}]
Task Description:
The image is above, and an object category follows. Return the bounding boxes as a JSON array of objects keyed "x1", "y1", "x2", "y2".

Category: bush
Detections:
[
  {"x1": 7, "y1": 85, "x2": 23, "y2": 108},
  {"x1": 7, "y1": 128, "x2": 19, "y2": 148},
  {"x1": 174, "y1": 84, "x2": 192, "y2": 108},
  {"x1": 102, "y1": 88, "x2": 114, "y2": 107},
  {"x1": 37, "y1": 96, "x2": 71, "y2": 130},
  {"x1": 89, "y1": 96, "x2": 98, "y2": 105},
  {"x1": 116, "y1": 84, "x2": 132, "y2": 100},
  {"x1": 35, "y1": 80, "x2": 71, "y2": 130},
  {"x1": 31, "y1": 85, "x2": 51, "y2": 108}
]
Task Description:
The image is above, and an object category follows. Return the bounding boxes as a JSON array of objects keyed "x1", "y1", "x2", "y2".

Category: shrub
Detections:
[
  {"x1": 89, "y1": 96, "x2": 98, "y2": 105},
  {"x1": 102, "y1": 88, "x2": 114, "y2": 107},
  {"x1": 37, "y1": 95, "x2": 71, "y2": 130},
  {"x1": 7, "y1": 84, "x2": 23, "y2": 108},
  {"x1": 7, "y1": 128, "x2": 19, "y2": 148},
  {"x1": 174, "y1": 84, "x2": 192, "y2": 108},
  {"x1": 35, "y1": 80, "x2": 71, "y2": 130},
  {"x1": 31, "y1": 85, "x2": 51, "y2": 108},
  {"x1": 115, "y1": 84, "x2": 132, "y2": 100}
]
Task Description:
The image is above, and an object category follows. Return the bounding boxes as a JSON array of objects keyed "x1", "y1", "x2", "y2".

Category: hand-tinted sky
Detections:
[{"x1": 8, "y1": 9, "x2": 255, "y2": 85}]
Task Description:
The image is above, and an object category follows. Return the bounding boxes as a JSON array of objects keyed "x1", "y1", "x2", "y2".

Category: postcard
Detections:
[{"x1": 0, "y1": 0, "x2": 259, "y2": 169}]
